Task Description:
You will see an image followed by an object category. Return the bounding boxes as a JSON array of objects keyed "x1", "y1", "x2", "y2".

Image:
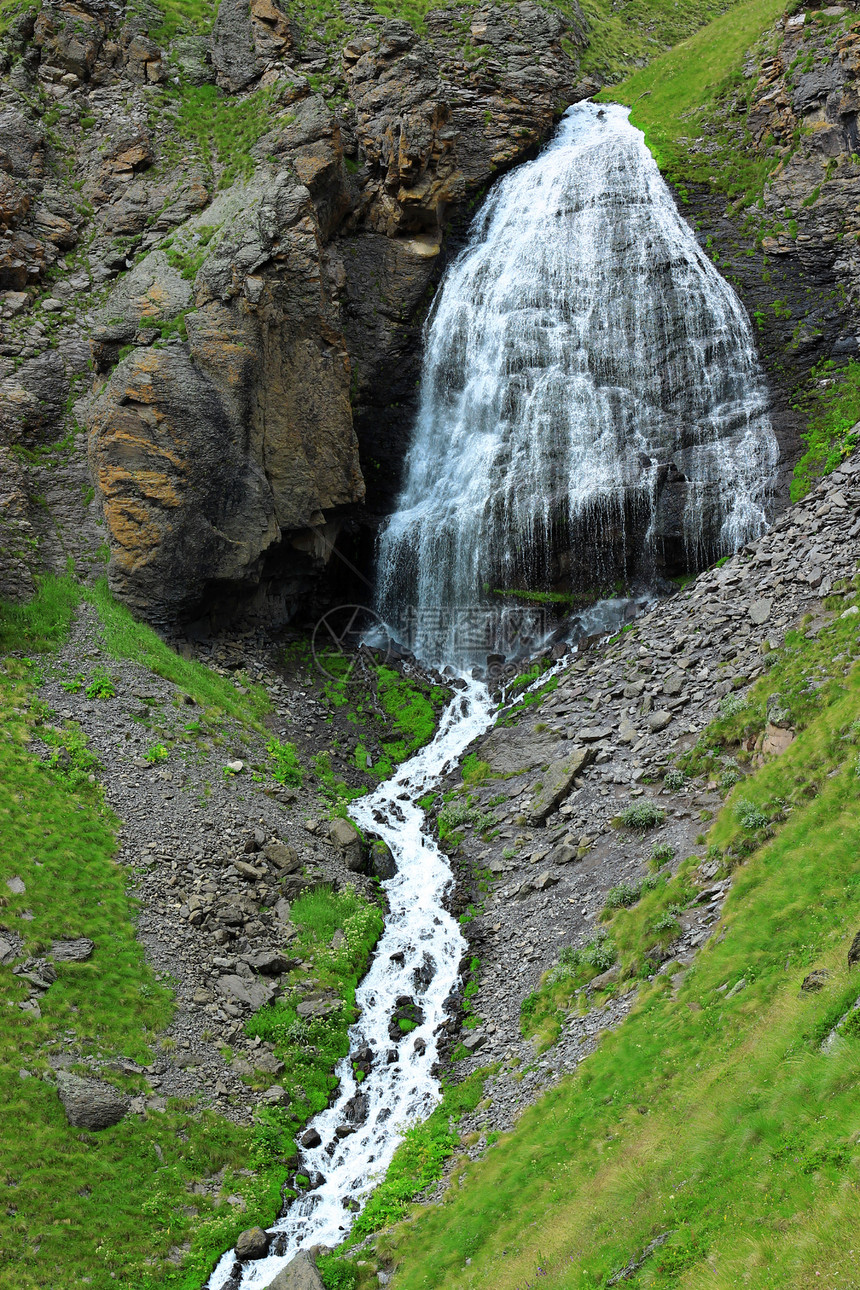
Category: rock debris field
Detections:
[{"x1": 4, "y1": 453, "x2": 860, "y2": 1213}]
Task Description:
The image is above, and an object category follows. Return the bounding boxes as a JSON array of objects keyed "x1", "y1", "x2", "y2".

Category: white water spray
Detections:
[{"x1": 376, "y1": 101, "x2": 778, "y2": 664}]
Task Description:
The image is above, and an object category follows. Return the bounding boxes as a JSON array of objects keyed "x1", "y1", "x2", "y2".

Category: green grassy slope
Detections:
[
  {"x1": 375, "y1": 586, "x2": 860, "y2": 1288},
  {"x1": 597, "y1": 0, "x2": 786, "y2": 201},
  {"x1": 0, "y1": 579, "x2": 384, "y2": 1290}
]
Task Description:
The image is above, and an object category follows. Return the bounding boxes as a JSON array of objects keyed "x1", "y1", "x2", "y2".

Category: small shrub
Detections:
[
  {"x1": 619, "y1": 800, "x2": 665, "y2": 830},
  {"x1": 719, "y1": 692, "x2": 747, "y2": 719},
  {"x1": 317, "y1": 1254, "x2": 359, "y2": 1290},
  {"x1": 735, "y1": 798, "x2": 771, "y2": 832},
  {"x1": 605, "y1": 881, "x2": 642, "y2": 909},
  {"x1": 144, "y1": 743, "x2": 169, "y2": 763},
  {"x1": 650, "y1": 909, "x2": 683, "y2": 935},
  {"x1": 85, "y1": 672, "x2": 116, "y2": 700},
  {"x1": 663, "y1": 768, "x2": 687, "y2": 792},
  {"x1": 650, "y1": 841, "x2": 675, "y2": 867},
  {"x1": 266, "y1": 736, "x2": 303, "y2": 786},
  {"x1": 719, "y1": 762, "x2": 744, "y2": 792},
  {"x1": 839, "y1": 1007, "x2": 860, "y2": 1039}
]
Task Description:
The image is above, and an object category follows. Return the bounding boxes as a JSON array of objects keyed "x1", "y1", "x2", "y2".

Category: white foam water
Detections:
[
  {"x1": 376, "y1": 101, "x2": 778, "y2": 664},
  {"x1": 207, "y1": 680, "x2": 495, "y2": 1289}
]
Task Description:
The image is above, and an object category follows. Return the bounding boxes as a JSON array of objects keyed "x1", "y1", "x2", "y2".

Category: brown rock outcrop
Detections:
[{"x1": 88, "y1": 171, "x2": 363, "y2": 621}]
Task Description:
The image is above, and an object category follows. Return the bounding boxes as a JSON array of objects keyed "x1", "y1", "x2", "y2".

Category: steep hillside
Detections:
[
  {"x1": 607, "y1": 0, "x2": 860, "y2": 507},
  {"x1": 356, "y1": 434, "x2": 860, "y2": 1290}
]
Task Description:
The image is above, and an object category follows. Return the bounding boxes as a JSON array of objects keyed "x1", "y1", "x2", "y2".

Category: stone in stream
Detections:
[
  {"x1": 235, "y1": 1226, "x2": 270, "y2": 1259},
  {"x1": 56, "y1": 1071, "x2": 130, "y2": 1130},
  {"x1": 261, "y1": 1250, "x2": 325, "y2": 1289},
  {"x1": 300, "y1": 1126, "x2": 321, "y2": 1149}
]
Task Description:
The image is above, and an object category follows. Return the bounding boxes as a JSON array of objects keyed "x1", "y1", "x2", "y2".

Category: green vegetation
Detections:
[
  {"x1": 0, "y1": 589, "x2": 286, "y2": 1290},
  {"x1": 161, "y1": 226, "x2": 220, "y2": 282},
  {"x1": 0, "y1": 575, "x2": 270, "y2": 728},
  {"x1": 599, "y1": 0, "x2": 787, "y2": 209},
  {"x1": 348, "y1": 1070, "x2": 489, "y2": 1240},
  {"x1": 246, "y1": 885, "x2": 383, "y2": 1141},
  {"x1": 520, "y1": 930, "x2": 618, "y2": 1049},
  {"x1": 437, "y1": 797, "x2": 497, "y2": 846},
  {"x1": 267, "y1": 736, "x2": 304, "y2": 787},
  {"x1": 0, "y1": 0, "x2": 38, "y2": 37},
  {"x1": 148, "y1": 0, "x2": 215, "y2": 42},
  {"x1": 298, "y1": 648, "x2": 446, "y2": 783},
  {"x1": 617, "y1": 799, "x2": 666, "y2": 830},
  {"x1": 790, "y1": 359, "x2": 860, "y2": 500},
  {"x1": 375, "y1": 578, "x2": 860, "y2": 1290},
  {"x1": 162, "y1": 82, "x2": 283, "y2": 189}
]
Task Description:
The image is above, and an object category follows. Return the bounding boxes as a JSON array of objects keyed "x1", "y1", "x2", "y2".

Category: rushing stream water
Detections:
[{"x1": 209, "y1": 681, "x2": 495, "y2": 1288}]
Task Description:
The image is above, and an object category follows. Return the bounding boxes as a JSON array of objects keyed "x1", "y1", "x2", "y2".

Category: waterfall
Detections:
[{"x1": 376, "y1": 101, "x2": 778, "y2": 665}]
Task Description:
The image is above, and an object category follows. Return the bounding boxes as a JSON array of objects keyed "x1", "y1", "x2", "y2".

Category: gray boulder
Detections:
[
  {"x1": 263, "y1": 1250, "x2": 325, "y2": 1289},
  {"x1": 528, "y1": 746, "x2": 595, "y2": 824},
  {"x1": 56, "y1": 1071, "x2": 129, "y2": 1130},
  {"x1": 235, "y1": 1226, "x2": 270, "y2": 1260},
  {"x1": 328, "y1": 817, "x2": 364, "y2": 872},
  {"x1": 51, "y1": 938, "x2": 94, "y2": 962}
]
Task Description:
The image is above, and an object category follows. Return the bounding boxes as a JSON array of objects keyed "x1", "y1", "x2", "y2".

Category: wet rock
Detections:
[
  {"x1": 235, "y1": 1226, "x2": 270, "y2": 1260},
  {"x1": 300, "y1": 1127, "x2": 321, "y2": 1149},
  {"x1": 369, "y1": 838, "x2": 396, "y2": 879},
  {"x1": 56, "y1": 1071, "x2": 129, "y2": 1130},
  {"x1": 262, "y1": 1250, "x2": 325, "y2": 1289}
]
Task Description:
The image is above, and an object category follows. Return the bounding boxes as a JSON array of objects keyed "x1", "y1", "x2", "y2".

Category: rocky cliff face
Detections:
[
  {"x1": 0, "y1": 0, "x2": 587, "y2": 625},
  {"x1": 675, "y1": 3, "x2": 860, "y2": 505}
]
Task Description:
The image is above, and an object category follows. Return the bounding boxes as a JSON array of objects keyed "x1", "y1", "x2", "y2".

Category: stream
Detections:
[{"x1": 208, "y1": 679, "x2": 496, "y2": 1288}]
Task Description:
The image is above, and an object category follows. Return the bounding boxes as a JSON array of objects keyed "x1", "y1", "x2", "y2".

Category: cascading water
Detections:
[
  {"x1": 208, "y1": 681, "x2": 495, "y2": 1289},
  {"x1": 376, "y1": 101, "x2": 778, "y2": 665},
  {"x1": 209, "y1": 101, "x2": 781, "y2": 1289}
]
